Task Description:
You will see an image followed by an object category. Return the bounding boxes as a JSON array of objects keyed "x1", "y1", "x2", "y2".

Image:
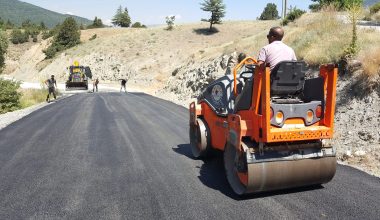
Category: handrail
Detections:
[{"x1": 233, "y1": 57, "x2": 257, "y2": 96}]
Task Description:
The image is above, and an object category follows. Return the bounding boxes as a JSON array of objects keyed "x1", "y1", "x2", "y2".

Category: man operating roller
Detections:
[{"x1": 257, "y1": 27, "x2": 297, "y2": 70}]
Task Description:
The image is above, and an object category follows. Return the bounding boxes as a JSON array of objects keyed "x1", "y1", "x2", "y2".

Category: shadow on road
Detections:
[
  {"x1": 173, "y1": 144, "x2": 325, "y2": 200},
  {"x1": 172, "y1": 144, "x2": 194, "y2": 159}
]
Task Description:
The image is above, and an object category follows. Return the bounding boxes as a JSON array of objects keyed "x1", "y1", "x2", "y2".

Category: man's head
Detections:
[
  {"x1": 267, "y1": 27, "x2": 284, "y2": 44},
  {"x1": 51, "y1": 75, "x2": 55, "y2": 79},
  {"x1": 237, "y1": 53, "x2": 247, "y2": 64}
]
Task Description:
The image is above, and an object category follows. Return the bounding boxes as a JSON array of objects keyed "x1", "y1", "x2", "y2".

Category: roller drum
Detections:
[{"x1": 224, "y1": 143, "x2": 336, "y2": 195}]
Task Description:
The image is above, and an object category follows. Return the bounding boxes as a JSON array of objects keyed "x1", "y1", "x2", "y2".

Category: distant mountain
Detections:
[
  {"x1": 364, "y1": 0, "x2": 380, "y2": 7},
  {"x1": 0, "y1": 0, "x2": 91, "y2": 28}
]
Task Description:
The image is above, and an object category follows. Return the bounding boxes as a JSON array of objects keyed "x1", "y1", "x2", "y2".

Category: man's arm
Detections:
[
  {"x1": 257, "y1": 47, "x2": 266, "y2": 67},
  {"x1": 292, "y1": 50, "x2": 297, "y2": 61}
]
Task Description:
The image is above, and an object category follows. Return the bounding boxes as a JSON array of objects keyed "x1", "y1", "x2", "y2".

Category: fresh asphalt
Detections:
[{"x1": 0, "y1": 93, "x2": 379, "y2": 219}]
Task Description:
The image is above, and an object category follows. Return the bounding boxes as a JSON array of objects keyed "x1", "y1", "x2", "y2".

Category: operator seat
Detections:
[
  {"x1": 270, "y1": 61, "x2": 307, "y2": 97},
  {"x1": 234, "y1": 61, "x2": 307, "y2": 112}
]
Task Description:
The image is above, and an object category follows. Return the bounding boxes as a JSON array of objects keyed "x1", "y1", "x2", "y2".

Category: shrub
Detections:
[
  {"x1": 132, "y1": 22, "x2": 146, "y2": 28},
  {"x1": 89, "y1": 34, "x2": 97, "y2": 41},
  {"x1": 360, "y1": 47, "x2": 380, "y2": 76},
  {"x1": 43, "y1": 42, "x2": 63, "y2": 59},
  {"x1": 87, "y1": 17, "x2": 104, "y2": 29},
  {"x1": 282, "y1": 8, "x2": 306, "y2": 25},
  {"x1": 41, "y1": 31, "x2": 52, "y2": 40},
  {"x1": 0, "y1": 79, "x2": 21, "y2": 114},
  {"x1": 309, "y1": 0, "x2": 363, "y2": 11},
  {"x1": 0, "y1": 30, "x2": 8, "y2": 73},
  {"x1": 370, "y1": 2, "x2": 380, "y2": 14},
  {"x1": 11, "y1": 29, "x2": 29, "y2": 44}
]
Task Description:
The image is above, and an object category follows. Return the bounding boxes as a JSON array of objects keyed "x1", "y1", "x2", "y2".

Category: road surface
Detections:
[{"x1": 0, "y1": 93, "x2": 379, "y2": 219}]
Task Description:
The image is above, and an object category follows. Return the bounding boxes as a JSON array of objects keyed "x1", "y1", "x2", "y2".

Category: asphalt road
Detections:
[{"x1": 0, "y1": 93, "x2": 379, "y2": 219}]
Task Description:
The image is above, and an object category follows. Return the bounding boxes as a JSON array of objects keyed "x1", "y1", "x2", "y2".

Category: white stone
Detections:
[
  {"x1": 344, "y1": 150, "x2": 353, "y2": 158},
  {"x1": 354, "y1": 150, "x2": 366, "y2": 157}
]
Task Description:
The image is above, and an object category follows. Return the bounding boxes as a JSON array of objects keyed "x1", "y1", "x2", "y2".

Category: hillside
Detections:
[{"x1": 0, "y1": 0, "x2": 91, "y2": 28}]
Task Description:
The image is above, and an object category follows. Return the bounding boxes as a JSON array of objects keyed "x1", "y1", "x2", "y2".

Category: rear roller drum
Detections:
[{"x1": 190, "y1": 118, "x2": 210, "y2": 159}]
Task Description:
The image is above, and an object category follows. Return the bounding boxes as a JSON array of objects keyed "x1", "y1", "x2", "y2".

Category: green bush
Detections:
[
  {"x1": 132, "y1": 22, "x2": 146, "y2": 28},
  {"x1": 309, "y1": 0, "x2": 363, "y2": 11},
  {"x1": 282, "y1": 8, "x2": 306, "y2": 25},
  {"x1": 44, "y1": 17, "x2": 80, "y2": 59},
  {"x1": 0, "y1": 30, "x2": 8, "y2": 73},
  {"x1": 42, "y1": 31, "x2": 50, "y2": 40},
  {"x1": 43, "y1": 42, "x2": 63, "y2": 59},
  {"x1": 0, "y1": 79, "x2": 21, "y2": 114},
  {"x1": 11, "y1": 29, "x2": 29, "y2": 44},
  {"x1": 370, "y1": 2, "x2": 380, "y2": 14},
  {"x1": 259, "y1": 3, "x2": 280, "y2": 20},
  {"x1": 87, "y1": 17, "x2": 104, "y2": 29}
]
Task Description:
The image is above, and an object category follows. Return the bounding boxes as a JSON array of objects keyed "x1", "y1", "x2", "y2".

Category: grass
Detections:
[
  {"x1": 355, "y1": 27, "x2": 380, "y2": 88},
  {"x1": 358, "y1": 46, "x2": 380, "y2": 80},
  {"x1": 19, "y1": 88, "x2": 54, "y2": 108},
  {"x1": 285, "y1": 11, "x2": 351, "y2": 66}
]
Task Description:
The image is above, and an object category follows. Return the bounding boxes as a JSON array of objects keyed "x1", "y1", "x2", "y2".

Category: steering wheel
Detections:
[
  {"x1": 233, "y1": 57, "x2": 258, "y2": 96},
  {"x1": 239, "y1": 64, "x2": 257, "y2": 81}
]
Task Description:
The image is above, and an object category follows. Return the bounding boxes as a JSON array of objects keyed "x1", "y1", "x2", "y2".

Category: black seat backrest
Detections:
[
  {"x1": 234, "y1": 80, "x2": 253, "y2": 113},
  {"x1": 270, "y1": 61, "x2": 307, "y2": 96}
]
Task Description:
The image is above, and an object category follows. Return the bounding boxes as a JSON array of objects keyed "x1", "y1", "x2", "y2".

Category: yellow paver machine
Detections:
[{"x1": 65, "y1": 61, "x2": 92, "y2": 91}]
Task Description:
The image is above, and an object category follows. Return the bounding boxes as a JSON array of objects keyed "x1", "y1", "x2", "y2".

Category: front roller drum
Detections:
[
  {"x1": 190, "y1": 118, "x2": 210, "y2": 158},
  {"x1": 224, "y1": 143, "x2": 336, "y2": 195}
]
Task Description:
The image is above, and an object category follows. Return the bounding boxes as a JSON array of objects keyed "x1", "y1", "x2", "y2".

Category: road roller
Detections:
[{"x1": 189, "y1": 57, "x2": 337, "y2": 195}]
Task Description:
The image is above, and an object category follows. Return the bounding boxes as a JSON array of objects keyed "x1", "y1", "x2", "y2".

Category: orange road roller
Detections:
[{"x1": 189, "y1": 58, "x2": 337, "y2": 195}]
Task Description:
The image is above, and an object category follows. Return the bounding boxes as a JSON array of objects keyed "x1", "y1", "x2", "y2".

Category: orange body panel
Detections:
[{"x1": 201, "y1": 103, "x2": 228, "y2": 150}]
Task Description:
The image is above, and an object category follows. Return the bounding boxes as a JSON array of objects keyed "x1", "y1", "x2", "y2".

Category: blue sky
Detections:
[{"x1": 21, "y1": 0, "x2": 313, "y2": 25}]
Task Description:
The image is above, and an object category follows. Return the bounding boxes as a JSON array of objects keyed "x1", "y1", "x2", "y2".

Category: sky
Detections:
[{"x1": 21, "y1": 0, "x2": 313, "y2": 25}]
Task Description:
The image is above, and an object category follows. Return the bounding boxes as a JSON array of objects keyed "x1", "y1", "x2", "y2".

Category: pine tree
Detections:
[
  {"x1": 43, "y1": 17, "x2": 80, "y2": 59},
  {"x1": 88, "y1": 17, "x2": 104, "y2": 29},
  {"x1": 200, "y1": 0, "x2": 226, "y2": 31},
  {"x1": 112, "y1": 6, "x2": 131, "y2": 27},
  {"x1": 259, "y1": 3, "x2": 280, "y2": 20},
  {"x1": 55, "y1": 17, "x2": 80, "y2": 48},
  {"x1": 40, "y1": 22, "x2": 47, "y2": 30},
  {"x1": 165, "y1": 16, "x2": 175, "y2": 30}
]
